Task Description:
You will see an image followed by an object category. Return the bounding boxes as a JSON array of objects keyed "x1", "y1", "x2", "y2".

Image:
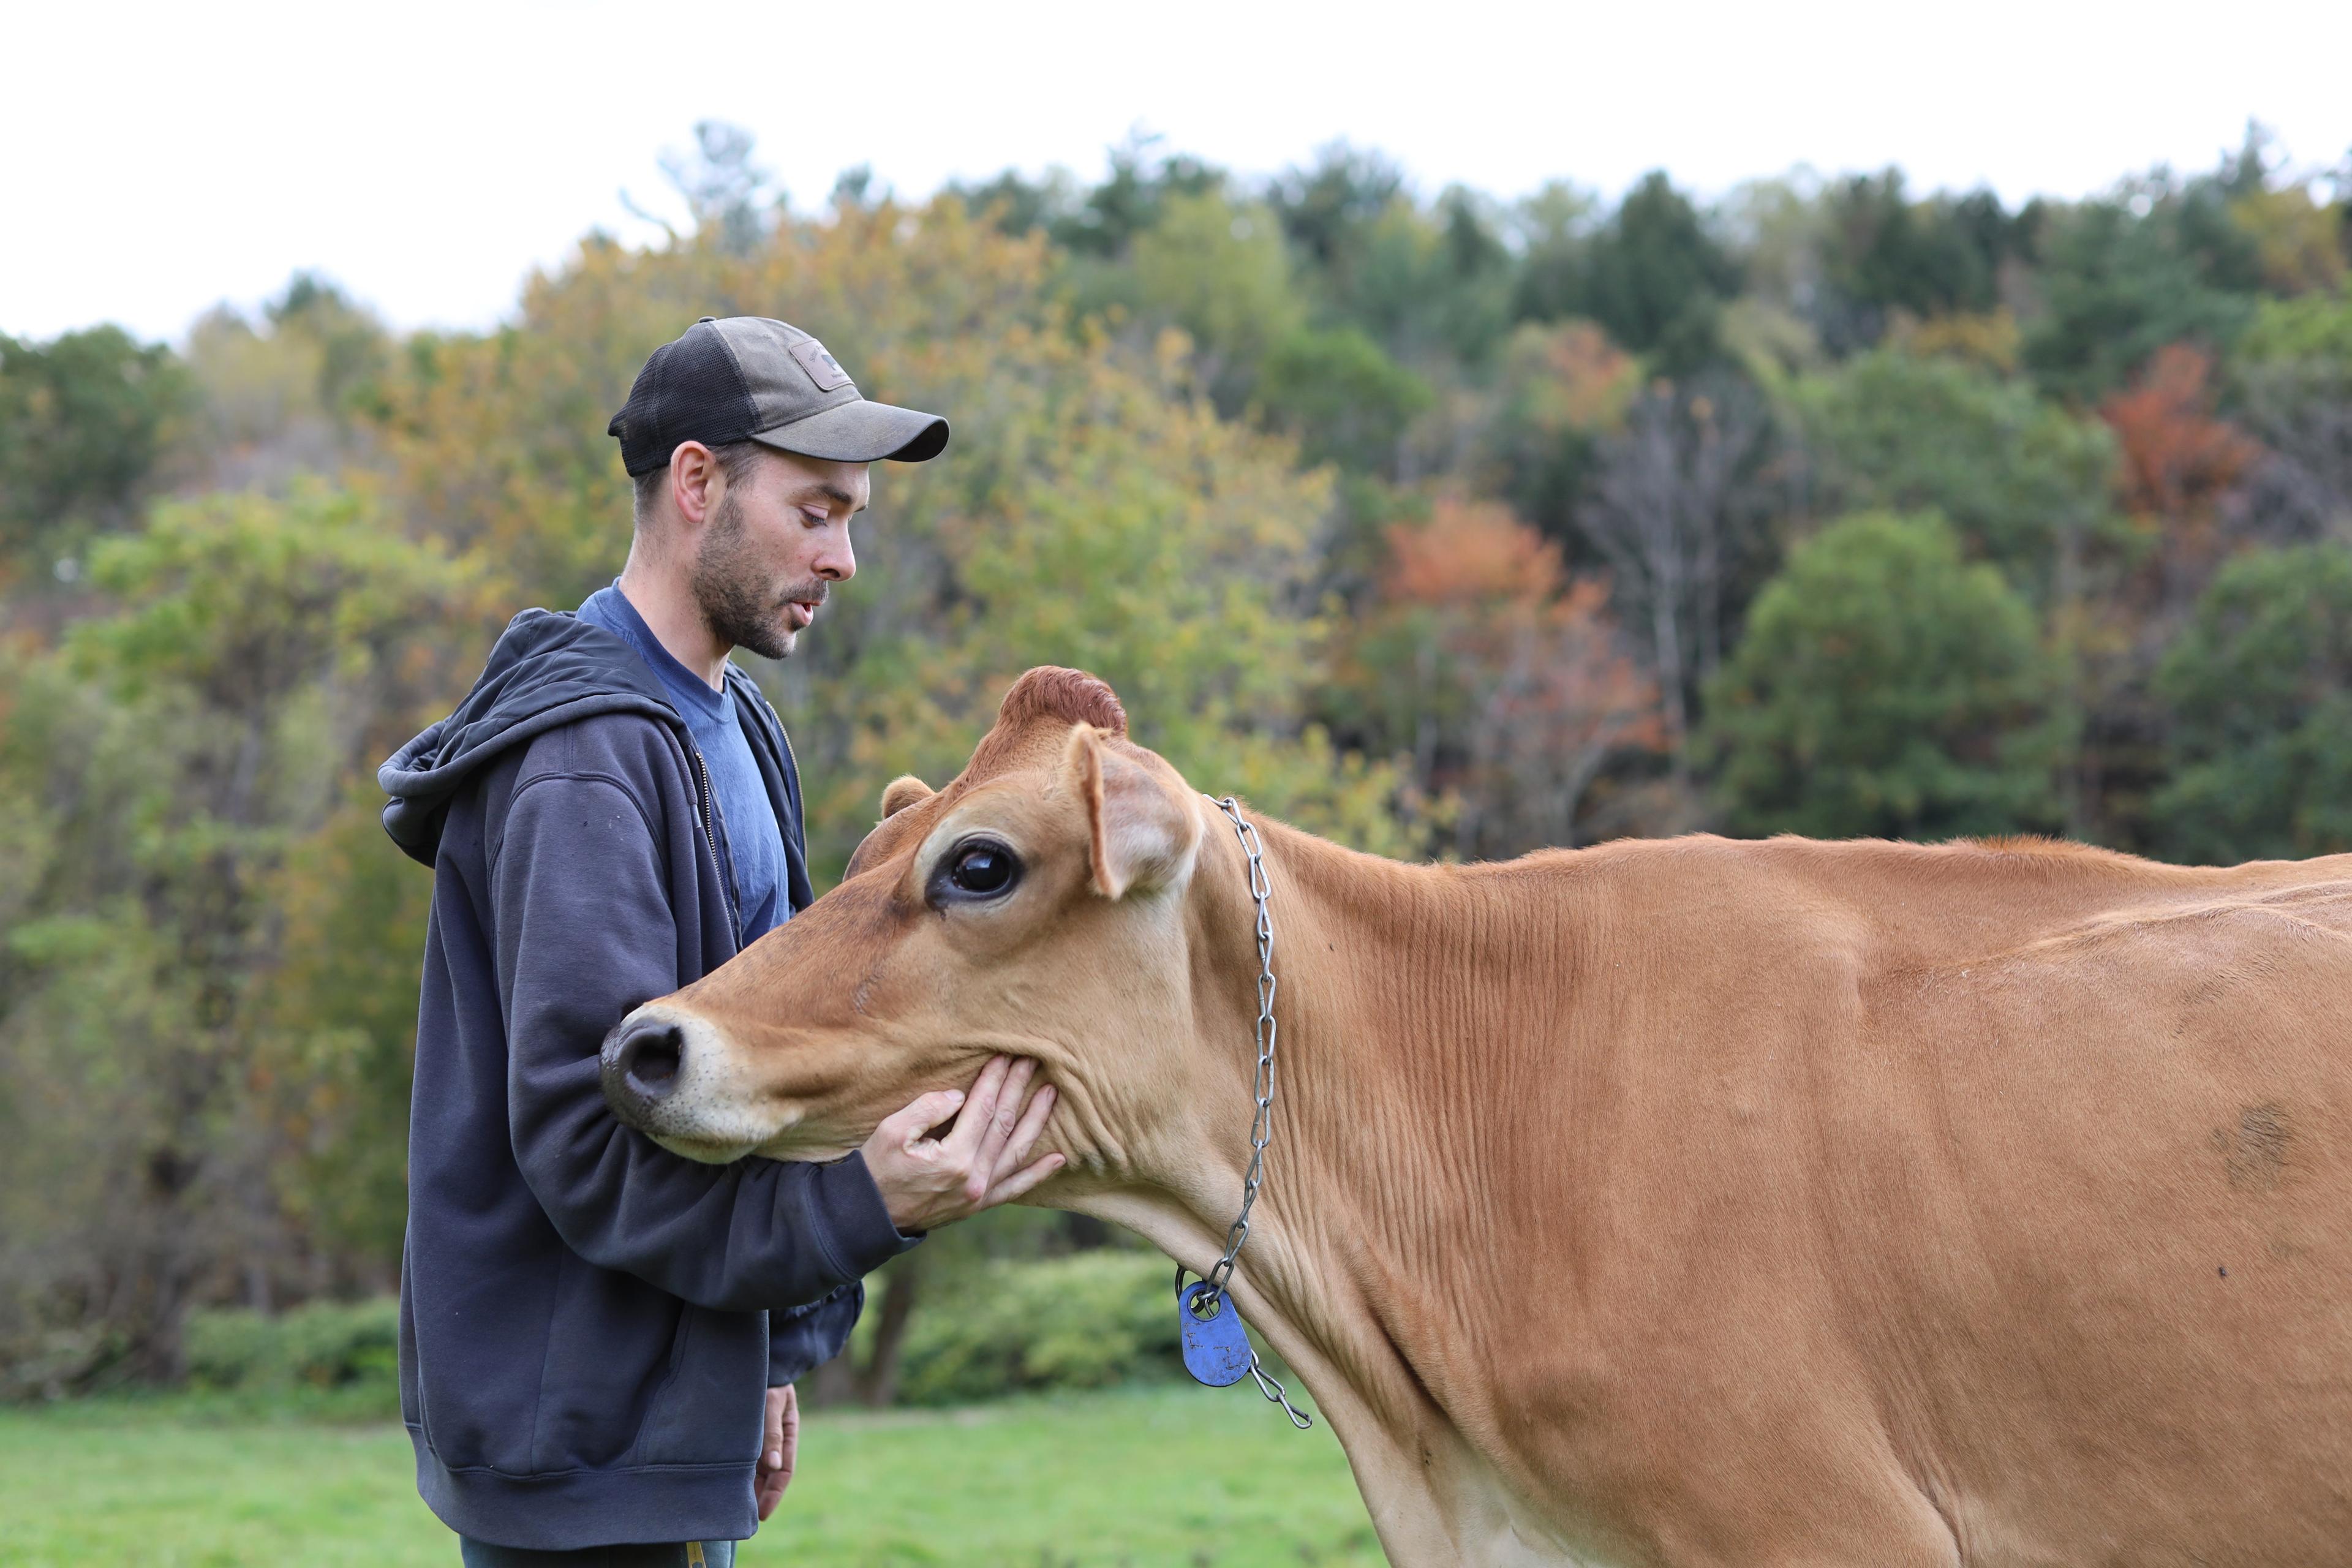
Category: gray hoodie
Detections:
[{"x1": 380, "y1": 608, "x2": 913, "y2": 1550}]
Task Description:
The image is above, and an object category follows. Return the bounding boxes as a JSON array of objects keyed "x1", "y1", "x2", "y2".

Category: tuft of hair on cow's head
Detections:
[
  {"x1": 957, "y1": 666, "x2": 1129, "y2": 785},
  {"x1": 998, "y1": 666, "x2": 1128, "y2": 737}
]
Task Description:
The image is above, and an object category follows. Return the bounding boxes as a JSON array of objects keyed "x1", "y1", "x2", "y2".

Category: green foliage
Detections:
[
  {"x1": 1704, "y1": 513, "x2": 2065, "y2": 839},
  {"x1": 1797, "y1": 349, "x2": 2117, "y2": 587},
  {"x1": 1820, "y1": 173, "x2": 2014, "y2": 328},
  {"x1": 75, "y1": 483, "x2": 462, "y2": 714},
  {"x1": 257, "y1": 792, "x2": 438, "y2": 1267},
  {"x1": 1127, "y1": 190, "x2": 1303, "y2": 409},
  {"x1": 1257, "y1": 323, "x2": 1433, "y2": 475},
  {"x1": 184, "y1": 1298, "x2": 400, "y2": 1398},
  {"x1": 0, "y1": 325, "x2": 190, "y2": 570},
  {"x1": 2238, "y1": 275, "x2": 2352, "y2": 368},
  {"x1": 183, "y1": 276, "x2": 393, "y2": 462},
  {"x1": 1052, "y1": 135, "x2": 1227, "y2": 258},
  {"x1": 0, "y1": 486, "x2": 464, "y2": 1384},
  {"x1": 1268, "y1": 142, "x2": 1408, "y2": 281},
  {"x1": 1334, "y1": 189, "x2": 1515, "y2": 370},
  {"x1": 1561, "y1": 172, "x2": 1741, "y2": 374},
  {"x1": 2023, "y1": 186, "x2": 2260, "y2": 402},
  {"x1": 888, "y1": 1252, "x2": 1181, "y2": 1406},
  {"x1": 2154, "y1": 543, "x2": 2352, "y2": 862}
]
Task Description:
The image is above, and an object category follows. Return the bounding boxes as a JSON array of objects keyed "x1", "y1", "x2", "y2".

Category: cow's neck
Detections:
[{"x1": 1065, "y1": 813, "x2": 1589, "y2": 1562}]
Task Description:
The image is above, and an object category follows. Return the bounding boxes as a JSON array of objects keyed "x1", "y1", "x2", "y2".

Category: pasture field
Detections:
[{"x1": 0, "y1": 1384, "x2": 1385, "y2": 1567}]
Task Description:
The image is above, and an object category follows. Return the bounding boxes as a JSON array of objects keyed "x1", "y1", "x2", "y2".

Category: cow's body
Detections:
[
  {"x1": 607, "y1": 669, "x2": 2352, "y2": 1566},
  {"x1": 1087, "y1": 827, "x2": 2352, "y2": 1566}
]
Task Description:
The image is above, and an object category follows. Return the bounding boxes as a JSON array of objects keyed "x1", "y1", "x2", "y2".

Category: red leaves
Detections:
[
  {"x1": 1373, "y1": 499, "x2": 1664, "y2": 850},
  {"x1": 2101, "y1": 345, "x2": 2261, "y2": 524}
]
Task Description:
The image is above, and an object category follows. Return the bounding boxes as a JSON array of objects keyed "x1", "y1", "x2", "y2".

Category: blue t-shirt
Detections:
[{"x1": 576, "y1": 583, "x2": 789, "y2": 941}]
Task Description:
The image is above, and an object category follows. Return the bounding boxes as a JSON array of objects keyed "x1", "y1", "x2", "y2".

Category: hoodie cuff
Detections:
[{"x1": 804, "y1": 1150, "x2": 922, "y2": 1286}]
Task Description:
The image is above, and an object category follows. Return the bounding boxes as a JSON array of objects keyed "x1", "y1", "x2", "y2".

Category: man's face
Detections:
[{"x1": 692, "y1": 448, "x2": 870, "y2": 660}]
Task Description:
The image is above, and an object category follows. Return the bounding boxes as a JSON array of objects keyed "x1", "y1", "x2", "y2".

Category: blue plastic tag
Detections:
[{"x1": 1177, "y1": 1280, "x2": 1254, "y2": 1387}]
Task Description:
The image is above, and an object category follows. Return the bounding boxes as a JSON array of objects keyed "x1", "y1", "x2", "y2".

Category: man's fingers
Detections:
[
  {"x1": 968, "y1": 1059, "x2": 1035, "y2": 1180},
  {"x1": 942, "y1": 1056, "x2": 1011, "y2": 1158},
  {"x1": 992, "y1": 1083, "x2": 1057, "y2": 1182},
  {"x1": 756, "y1": 1384, "x2": 799, "y2": 1521},
  {"x1": 980, "y1": 1152, "x2": 1066, "y2": 1208},
  {"x1": 778, "y1": 1384, "x2": 799, "y2": 1484}
]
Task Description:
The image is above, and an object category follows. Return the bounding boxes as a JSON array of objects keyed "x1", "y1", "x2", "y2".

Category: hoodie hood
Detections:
[{"x1": 380, "y1": 609, "x2": 680, "y2": 865}]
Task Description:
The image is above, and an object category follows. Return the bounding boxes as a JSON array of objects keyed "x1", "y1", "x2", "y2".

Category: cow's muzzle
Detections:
[
  {"x1": 603, "y1": 1014, "x2": 686, "y2": 1112},
  {"x1": 598, "y1": 1004, "x2": 781, "y2": 1163}
]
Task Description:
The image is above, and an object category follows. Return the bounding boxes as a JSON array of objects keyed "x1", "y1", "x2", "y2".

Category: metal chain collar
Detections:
[{"x1": 1186, "y1": 794, "x2": 1311, "y2": 1429}]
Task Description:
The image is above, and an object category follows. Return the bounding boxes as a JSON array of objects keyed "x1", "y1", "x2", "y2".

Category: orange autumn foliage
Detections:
[
  {"x1": 1386, "y1": 497, "x2": 1568, "y2": 606},
  {"x1": 2101, "y1": 344, "x2": 2262, "y2": 523},
  {"x1": 1376, "y1": 499, "x2": 1664, "y2": 851}
]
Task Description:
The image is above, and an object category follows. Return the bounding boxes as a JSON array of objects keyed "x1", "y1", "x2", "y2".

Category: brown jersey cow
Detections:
[{"x1": 602, "y1": 666, "x2": 2352, "y2": 1567}]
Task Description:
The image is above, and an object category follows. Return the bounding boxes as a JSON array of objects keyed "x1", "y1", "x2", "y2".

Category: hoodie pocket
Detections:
[
  {"x1": 529, "y1": 1269, "x2": 688, "y2": 1472},
  {"x1": 634, "y1": 1305, "x2": 767, "y2": 1469}
]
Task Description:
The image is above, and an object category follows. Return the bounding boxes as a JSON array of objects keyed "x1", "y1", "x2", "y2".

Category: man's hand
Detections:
[
  {"x1": 860, "y1": 1056, "x2": 1063, "y2": 1234},
  {"x1": 756, "y1": 1382, "x2": 798, "y2": 1521}
]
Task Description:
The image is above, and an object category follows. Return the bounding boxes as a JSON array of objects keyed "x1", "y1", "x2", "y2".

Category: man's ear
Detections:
[
  {"x1": 1063, "y1": 725, "x2": 1200, "y2": 900},
  {"x1": 880, "y1": 775, "x2": 934, "y2": 819},
  {"x1": 669, "y1": 440, "x2": 720, "y2": 528}
]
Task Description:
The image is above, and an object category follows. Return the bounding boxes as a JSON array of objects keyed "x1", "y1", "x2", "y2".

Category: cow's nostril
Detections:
[{"x1": 614, "y1": 1019, "x2": 685, "y2": 1101}]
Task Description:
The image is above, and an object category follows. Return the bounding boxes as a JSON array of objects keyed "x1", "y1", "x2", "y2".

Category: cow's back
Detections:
[{"x1": 1466, "y1": 841, "x2": 2352, "y2": 1564}]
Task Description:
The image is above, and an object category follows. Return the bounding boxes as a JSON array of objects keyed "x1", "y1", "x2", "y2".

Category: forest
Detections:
[{"x1": 2, "y1": 123, "x2": 2348, "y2": 1404}]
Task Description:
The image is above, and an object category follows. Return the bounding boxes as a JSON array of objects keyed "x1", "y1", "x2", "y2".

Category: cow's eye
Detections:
[{"x1": 939, "y1": 839, "x2": 1022, "y2": 902}]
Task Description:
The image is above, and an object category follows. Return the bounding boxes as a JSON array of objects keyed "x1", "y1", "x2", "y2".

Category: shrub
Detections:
[
  {"x1": 184, "y1": 1298, "x2": 399, "y2": 1395},
  {"x1": 891, "y1": 1251, "x2": 1185, "y2": 1407}
]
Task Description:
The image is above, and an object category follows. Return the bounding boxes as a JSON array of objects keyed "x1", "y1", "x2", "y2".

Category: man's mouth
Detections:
[{"x1": 785, "y1": 599, "x2": 819, "y2": 630}]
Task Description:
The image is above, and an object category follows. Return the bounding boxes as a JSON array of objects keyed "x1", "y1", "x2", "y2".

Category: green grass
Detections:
[{"x1": 0, "y1": 1385, "x2": 1385, "y2": 1567}]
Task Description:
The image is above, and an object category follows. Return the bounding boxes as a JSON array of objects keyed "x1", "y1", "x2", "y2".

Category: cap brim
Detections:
[{"x1": 748, "y1": 398, "x2": 949, "y2": 464}]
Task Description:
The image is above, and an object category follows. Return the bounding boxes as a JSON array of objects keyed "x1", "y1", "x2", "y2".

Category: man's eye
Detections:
[
  {"x1": 948, "y1": 842, "x2": 1019, "y2": 896},
  {"x1": 801, "y1": 507, "x2": 827, "y2": 526}
]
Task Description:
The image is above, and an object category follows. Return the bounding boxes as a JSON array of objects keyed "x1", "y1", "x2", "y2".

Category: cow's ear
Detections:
[
  {"x1": 1063, "y1": 725, "x2": 1199, "y2": 900},
  {"x1": 880, "y1": 775, "x2": 935, "y2": 819}
]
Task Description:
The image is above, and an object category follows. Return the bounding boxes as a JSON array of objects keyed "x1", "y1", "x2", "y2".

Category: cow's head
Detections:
[{"x1": 600, "y1": 667, "x2": 1223, "y2": 1175}]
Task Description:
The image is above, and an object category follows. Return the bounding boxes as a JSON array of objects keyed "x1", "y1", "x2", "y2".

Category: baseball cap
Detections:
[{"x1": 607, "y1": 316, "x2": 949, "y2": 477}]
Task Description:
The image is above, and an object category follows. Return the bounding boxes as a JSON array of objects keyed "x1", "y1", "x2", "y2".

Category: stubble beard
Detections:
[{"x1": 692, "y1": 488, "x2": 827, "y2": 662}]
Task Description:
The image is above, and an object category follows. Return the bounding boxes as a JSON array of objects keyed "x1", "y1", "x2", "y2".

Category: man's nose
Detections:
[
  {"x1": 815, "y1": 527, "x2": 855, "y2": 582},
  {"x1": 602, "y1": 1014, "x2": 686, "y2": 1107}
]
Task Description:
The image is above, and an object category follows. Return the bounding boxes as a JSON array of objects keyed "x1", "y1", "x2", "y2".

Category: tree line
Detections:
[{"x1": 2, "y1": 122, "x2": 2347, "y2": 1398}]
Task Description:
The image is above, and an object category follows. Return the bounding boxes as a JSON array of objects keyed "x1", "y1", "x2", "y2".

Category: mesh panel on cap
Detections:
[{"x1": 611, "y1": 324, "x2": 760, "y2": 476}]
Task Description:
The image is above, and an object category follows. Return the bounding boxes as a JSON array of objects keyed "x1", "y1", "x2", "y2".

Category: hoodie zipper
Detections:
[{"x1": 687, "y1": 741, "x2": 743, "y2": 945}]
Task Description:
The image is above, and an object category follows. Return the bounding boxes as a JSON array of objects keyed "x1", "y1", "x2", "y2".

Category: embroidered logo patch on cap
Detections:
[{"x1": 789, "y1": 337, "x2": 854, "y2": 393}]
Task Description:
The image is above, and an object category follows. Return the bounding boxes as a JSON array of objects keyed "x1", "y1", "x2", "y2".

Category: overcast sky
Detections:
[{"x1": 6, "y1": 0, "x2": 2350, "y2": 344}]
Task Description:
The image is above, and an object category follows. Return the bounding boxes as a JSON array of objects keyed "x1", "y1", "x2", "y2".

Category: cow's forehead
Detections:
[
  {"x1": 844, "y1": 725, "x2": 1080, "y2": 879},
  {"x1": 847, "y1": 668, "x2": 1131, "y2": 881}
]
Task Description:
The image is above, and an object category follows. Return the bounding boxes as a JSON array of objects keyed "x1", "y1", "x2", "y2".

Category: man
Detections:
[{"x1": 380, "y1": 316, "x2": 1060, "y2": 1565}]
